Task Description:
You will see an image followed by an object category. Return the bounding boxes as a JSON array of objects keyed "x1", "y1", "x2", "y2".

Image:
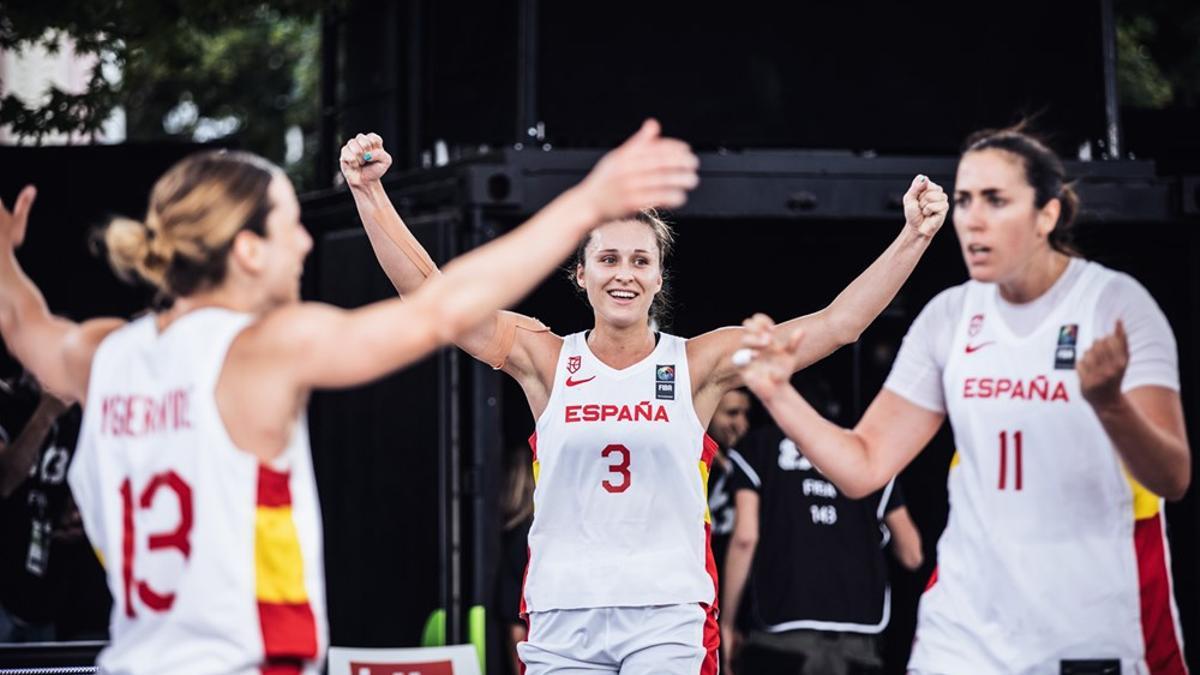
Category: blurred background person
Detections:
[
  {"x1": 706, "y1": 387, "x2": 752, "y2": 581},
  {"x1": 721, "y1": 377, "x2": 922, "y2": 675},
  {"x1": 0, "y1": 367, "x2": 110, "y2": 643},
  {"x1": 496, "y1": 448, "x2": 536, "y2": 675}
]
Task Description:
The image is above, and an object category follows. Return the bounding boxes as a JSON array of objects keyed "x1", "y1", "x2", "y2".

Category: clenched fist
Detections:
[
  {"x1": 903, "y1": 175, "x2": 949, "y2": 238},
  {"x1": 339, "y1": 132, "x2": 393, "y2": 189},
  {"x1": 1078, "y1": 320, "x2": 1129, "y2": 411}
]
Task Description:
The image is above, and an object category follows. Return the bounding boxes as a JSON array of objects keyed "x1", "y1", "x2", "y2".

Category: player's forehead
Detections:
[
  {"x1": 955, "y1": 149, "x2": 1030, "y2": 194},
  {"x1": 586, "y1": 220, "x2": 658, "y2": 256}
]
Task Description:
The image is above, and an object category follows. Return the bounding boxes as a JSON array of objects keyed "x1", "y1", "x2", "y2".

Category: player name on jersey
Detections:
[{"x1": 100, "y1": 389, "x2": 193, "y2": 437}]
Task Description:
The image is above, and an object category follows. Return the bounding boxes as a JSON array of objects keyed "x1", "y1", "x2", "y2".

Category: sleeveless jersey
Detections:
[
  {"x1": 909, "y1": 262, "x2": 1186, "y2": 675},
  {"x1": 69, "y1": 308, "x2": 326, "y2": 675},
  {"x1": 522, "y1": 332, "x2": 719, "y2": 613}
]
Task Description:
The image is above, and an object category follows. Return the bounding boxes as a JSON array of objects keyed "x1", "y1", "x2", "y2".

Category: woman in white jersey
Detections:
[
  {"x1": 0, "y1": 120, "x2": 698, "y2": 675},
  {"x1": 339, "y1": 131, "x2": 949, "y2": 674},
  {"x1": 735, "y1": 127, "x2": 1191, "y2": 675}
]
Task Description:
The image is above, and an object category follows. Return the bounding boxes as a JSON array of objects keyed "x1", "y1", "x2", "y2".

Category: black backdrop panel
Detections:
[
  {"x1": 310, "y1": 226, "x2": 447, "y2": 647},
  {"x1": 384, "y1": 0, "x2": 1108, "y2": 158},
  {"x1": 537, "y1": 2, "x2": 1106, "y2": 154}
]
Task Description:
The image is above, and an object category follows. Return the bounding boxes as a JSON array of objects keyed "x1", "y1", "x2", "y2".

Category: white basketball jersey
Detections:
[
  {"x1": 522, "y1": 332, "x2": 719, "y2": 613},
  {"x1": 910, "y1": 262, "x2": 1186, "y2": 675},
  {"x1": 69, "y1": 308, "x2": 327, "y2": 675}
]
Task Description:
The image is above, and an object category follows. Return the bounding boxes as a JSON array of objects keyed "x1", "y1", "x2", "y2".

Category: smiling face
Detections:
[
  {"x1": 575, "y1": 219, "x2": 665, "y2": 329},
  {"x1": 952, "y1": 148, "x2": 1061, "y2": 286}
]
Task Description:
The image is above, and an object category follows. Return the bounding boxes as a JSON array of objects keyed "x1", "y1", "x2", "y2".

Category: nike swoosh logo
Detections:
[
  {"x1": 964, "y1": 341, "x2": 995, "y2": 354},
  {"x1": 565, "y1": 376, "x2": 596, "y2": 387}
]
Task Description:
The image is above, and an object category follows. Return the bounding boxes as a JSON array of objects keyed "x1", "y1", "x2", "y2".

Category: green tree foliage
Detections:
[
  {"x1": 1117, "y1": 0, "x2": 1200, "y2": 109},
  {"x1": 0, "y1": 1, "x2": 323, "y2": 185}
]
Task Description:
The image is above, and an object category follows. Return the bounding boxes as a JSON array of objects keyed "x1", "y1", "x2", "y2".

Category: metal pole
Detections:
[
  {"x1": 467, "y1": 206, "x2": 502, "y2": 669},
  {"x1": 515, "y1": 0, "x2": 540, "y2": 143},
  {"x1": 1100, "y1": 0, "x2": 1122, "y2": 158},
  {"x1": 405, "y1": 0, "x2": 424, "y2": 169},
  {"x1": 437, "y1": 215, "x2": 464, "y2": 646},
  {"x1": 316, "y1": 4, "x2": 340, "y2": 187}
]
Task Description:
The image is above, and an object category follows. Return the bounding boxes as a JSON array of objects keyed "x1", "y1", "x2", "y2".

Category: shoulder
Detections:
[
  {"x1": 900, "y1": 282, "x2": 970, "y2": 349},
  {"x1": 917, "y1": 283, "x2": 970, "y2": 326}
]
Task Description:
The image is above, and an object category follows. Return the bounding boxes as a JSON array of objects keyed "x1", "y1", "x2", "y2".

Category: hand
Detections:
[
  {"x1": 0, "y1": 185, "x2": 37, "y2": 250},
  {"x1": 721, "y1": 623, "x2": 742, "y2": 674},
  {"x1": 734, "y1": 313, "x2": 804, "y2": 403},
  {"x1": 575, "y1": 119, "x2": 699, "y2": 222},
  {"x1": 339, "y1": 132, "x2": 394, "y2": 189},
  {"x1": 1078, "y1": 320, "x2": 1129, "y2": 411},
  {"x1": 902, "y1": 175, "x2": 949, "y2": 238}
]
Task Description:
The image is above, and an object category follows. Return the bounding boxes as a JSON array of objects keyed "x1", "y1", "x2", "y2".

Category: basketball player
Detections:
[
  {"x1": 341, "y1": 131, "x2": 949, "y2": 673},
  {"x1": 735, "y1": 127, "x2": 1190, "y2": 674},
  {"x1": 0, "y1": 120, "x2": 698, "y2": 674}
]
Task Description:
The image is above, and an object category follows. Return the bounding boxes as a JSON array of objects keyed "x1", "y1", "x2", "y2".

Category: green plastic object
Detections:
[
  {"x1": 421, "y1": 605, "x2": 485, "y2": 671},
  {"x1": 421, "y1": 608, "x2": 446, "y2": 647},
  {"x1": 468, "y1": 605, "x2": 486, "y2": 670}
]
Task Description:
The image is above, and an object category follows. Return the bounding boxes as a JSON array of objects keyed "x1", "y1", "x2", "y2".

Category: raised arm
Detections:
[
  {"x1": 690, "y1": 176, "x2": 949, "y2": 399},
  {"x1": 0, "y1": 187, "x2": 124, "y2": 404},
  {"x1": 339, "y1": 133, "x2": 439, "y2": 296},
  {"x1": 735, "y1": 314, "x2": 945, "y2": 498},
  {"x1": 264, "y1": 120, "x2": 699, "y2": 390},
  {"x1": 341, "y1": 134, "x2": 584, "y2": 388}
]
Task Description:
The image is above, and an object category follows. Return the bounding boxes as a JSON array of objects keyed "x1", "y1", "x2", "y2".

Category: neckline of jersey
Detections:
[
  {"x1": 983, "y1": 257, "x2": 1091, "y2": 345},
  {"x1": 579, "y1": 330, "x2": 665, "y2": 378}
]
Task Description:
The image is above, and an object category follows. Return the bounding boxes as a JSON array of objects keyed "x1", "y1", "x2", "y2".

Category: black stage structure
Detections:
[{"x1": 299, "y1": 148, "x2": 1200, "y2": 673}]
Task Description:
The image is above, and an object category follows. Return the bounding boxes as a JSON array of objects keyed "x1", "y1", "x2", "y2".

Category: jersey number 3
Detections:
[
  {"x1": 601, "y1": 444, "x2": 631, "y2": 493},
  {"x1": 120, "y1": 471, "x2": 195, "y2": 618}
]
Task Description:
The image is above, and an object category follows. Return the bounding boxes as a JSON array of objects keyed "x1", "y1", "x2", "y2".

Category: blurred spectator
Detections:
[
  {"x1": 0, "y1": 370, "x2": 110, "y2": 642},
  {"x1": 495, "y1": 446, "x2": 536, "y2": 675},
  {"x1": 705, "y1": 387, "x2": 751, "y2": 580},
  {"x1": 721, "y1": 380, "x2": 922, "y2": 675}
]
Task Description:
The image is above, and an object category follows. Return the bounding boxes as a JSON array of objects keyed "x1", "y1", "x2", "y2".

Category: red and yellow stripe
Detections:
[
  {"x1": 255, "y1": 466, "x2": 317, "y2": 675},
  {"x1": 1126, "y1": 473, "x2": 1186, "y2": 675}
]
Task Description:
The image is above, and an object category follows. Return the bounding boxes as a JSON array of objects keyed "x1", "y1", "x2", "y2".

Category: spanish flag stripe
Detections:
[{"x1": 255, "y1": 465, "x2": 317, "y2": 665}]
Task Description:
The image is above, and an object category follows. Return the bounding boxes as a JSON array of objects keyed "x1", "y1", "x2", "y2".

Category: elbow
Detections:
[
  {"x1": 840, "y1": 476, "x2": 881, "y2": 501},
  {"x1": 899, "y1": 545, "x2": 924, "y2": 571},
  {"x1": 1159, "y1": 451, "x2": 1191, "y2": 502},
  {"x1": 840, "y1": 483, "x2": 870, "y2": 500},
  {"x1": 1163, "y1": 473, "x2": 1190, "y2": 503},
  {"x1": 730, "y1": 533, "x2": 758, "y2": 552},
  {"x1": 825, "y1": 311, "x2": 865, "y2": 348}
]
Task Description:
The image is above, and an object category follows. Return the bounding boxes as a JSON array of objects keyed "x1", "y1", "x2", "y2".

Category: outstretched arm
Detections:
[
  {"x1": 341, "y1": 133, "x2": 598, "y2": 387},
  {"x1": 690, "y1": 175, "x2": 949, "y2": 396},
  {"x1": 735, "y1": 314, "x2": 945, "y2": 498},
  {"x1": 0, "y1": 187, "x2": 124, "y2": 404},
  {"x1": 264, "y1": 120, "x2": 700, "y2": 390}
]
